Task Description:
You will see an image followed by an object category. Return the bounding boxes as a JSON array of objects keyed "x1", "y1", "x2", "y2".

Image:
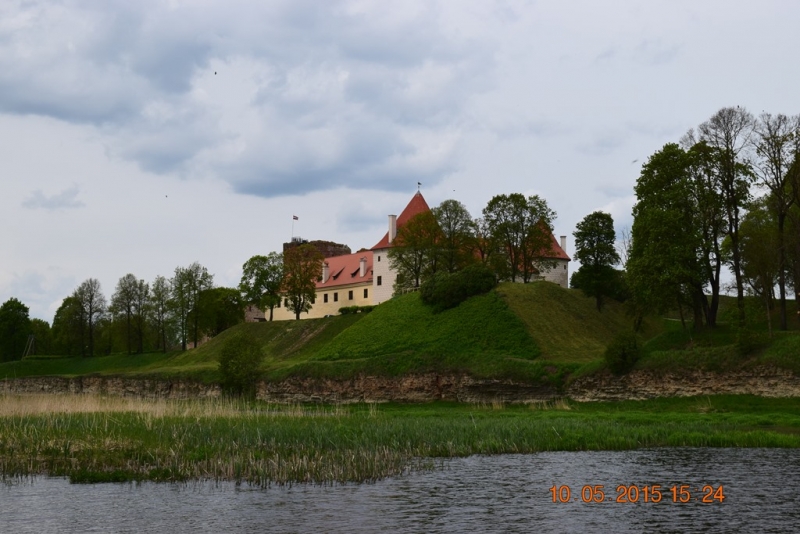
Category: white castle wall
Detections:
[{"x1": 371, "y1": 248, "x2": 395, "y2": 304}]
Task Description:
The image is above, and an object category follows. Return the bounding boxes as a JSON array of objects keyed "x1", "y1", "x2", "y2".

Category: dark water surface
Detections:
[{"x1": 2, "y1": 448, "x2": 799, "y2": 533}]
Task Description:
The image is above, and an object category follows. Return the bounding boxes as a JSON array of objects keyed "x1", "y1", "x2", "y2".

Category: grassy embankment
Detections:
[
  {"x1": 2, "y1": 282, "x2": 798, "y2": 385},
  {"x1": 3, "y1": 283, "x2": 627, "y2": 385},
  {"x1": 2, "y1": 393, "x2": 799, "y2": 484}
]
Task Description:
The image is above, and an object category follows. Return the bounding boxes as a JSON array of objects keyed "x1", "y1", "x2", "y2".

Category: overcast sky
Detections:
[{"x1": 1, "y1": 0, "x2": 798, "y2": 321}]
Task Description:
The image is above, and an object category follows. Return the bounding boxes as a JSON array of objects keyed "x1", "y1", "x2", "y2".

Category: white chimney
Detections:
[
  {"x1": 560, "y1": 236, "x2": 567, "y2": 252},
  {"x1": 359, "y1": 257, "x2": 367, "y2": 277},
  {"x1": 388, "y1": 214, "x2": 397, "y2": 244},
  {"x1": 322, "y1": 261, "x2": 330, "y2": 283}
]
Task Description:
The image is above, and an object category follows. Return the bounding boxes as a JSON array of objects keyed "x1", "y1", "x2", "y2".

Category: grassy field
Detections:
[
  {"x1": 1, "y1": 283, "x2": 798, "y2": 386},
  {"x1": 2, "y1": 394, "x2": 799, "y2": 485}
]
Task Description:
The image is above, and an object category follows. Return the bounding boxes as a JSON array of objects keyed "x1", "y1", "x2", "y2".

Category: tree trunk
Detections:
[{"x1": 777, "y1": 211, "x2": 788, "y2": 331}]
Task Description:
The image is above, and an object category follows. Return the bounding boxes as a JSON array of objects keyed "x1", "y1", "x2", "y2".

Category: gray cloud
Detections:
[
  {"x1": 0, "y1": 1, "x2": 487, "y2": 198},
  {"x1": 22, "y1": 185, "x2": 85, "y2": 210}
]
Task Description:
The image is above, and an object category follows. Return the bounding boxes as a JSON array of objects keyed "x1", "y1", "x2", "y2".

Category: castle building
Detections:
[{"x1": 257, "y1": 191, "x2": 570, "y2": 321}]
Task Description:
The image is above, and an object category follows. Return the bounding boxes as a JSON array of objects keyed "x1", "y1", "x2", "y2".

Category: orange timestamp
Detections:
[{"x1": 549, "y1": 484, "x2": 725, "y2": 504}]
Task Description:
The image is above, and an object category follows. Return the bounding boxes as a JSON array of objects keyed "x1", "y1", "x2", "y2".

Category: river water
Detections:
[{"x1": 2, "y1": 448, "x2": 799, "y2": 533}]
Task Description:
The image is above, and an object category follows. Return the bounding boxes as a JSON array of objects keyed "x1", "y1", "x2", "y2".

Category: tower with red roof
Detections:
[{"x1": 370, "y1": 191, "x2": 432, "y2": 304}]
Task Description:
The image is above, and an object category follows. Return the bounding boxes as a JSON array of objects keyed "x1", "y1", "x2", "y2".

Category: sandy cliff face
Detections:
[
  {"x1": 0, "y1": 376, "x2": 222, "y2": 398},
  {"x1": 567, "y1": 367, "x2": 800, "y2": 402},
  {"x1": 2, "y1": 367, "x2": 799, "y2": 403}
]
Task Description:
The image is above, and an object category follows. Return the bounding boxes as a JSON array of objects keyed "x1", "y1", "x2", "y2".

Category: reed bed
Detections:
[{"x1": 1, "y1": 394, "x2": 799, "y2": 486}]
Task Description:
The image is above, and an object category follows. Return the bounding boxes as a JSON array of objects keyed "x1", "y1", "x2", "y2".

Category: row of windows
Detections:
[
  {"x1": 272, "y1": 284, "x2": 379, "y2": 309},
  {"x1": 322, "y1": 288, "x2": 370, "y2": 303}
]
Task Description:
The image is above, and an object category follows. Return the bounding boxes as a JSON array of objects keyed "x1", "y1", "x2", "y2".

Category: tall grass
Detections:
[{"x1": 2, "y1": 394, "x2": 800, "y2": 486}]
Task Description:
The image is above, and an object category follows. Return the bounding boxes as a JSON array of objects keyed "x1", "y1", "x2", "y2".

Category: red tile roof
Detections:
[
  {"x1": 316, "y1": 251, "x2": 373, "y2": 289},
  {"x1": 371, "y1": 192, "x2": 431, "y2": 250},
  {"x1": 545, "y1": 231, "x2": 570, "y2": 260}
]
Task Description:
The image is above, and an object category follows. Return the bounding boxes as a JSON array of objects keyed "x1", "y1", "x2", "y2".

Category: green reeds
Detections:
[{"x1": 2, "y1": 394, "x2": 800, "y2": 485}]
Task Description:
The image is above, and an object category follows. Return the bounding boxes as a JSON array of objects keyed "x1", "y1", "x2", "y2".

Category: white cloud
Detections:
[{"x1": 22, "y1": 185, "x2": 85, "y2": 210}]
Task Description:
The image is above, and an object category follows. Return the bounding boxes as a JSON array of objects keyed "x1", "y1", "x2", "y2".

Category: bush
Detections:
[
  {"x1": 338, "y1": 305, "x2": 375, "y2": 315},
  {"x1": 420, "y1": 263, "x2": 497, "y2": 313},
  {"x1": 604, "y1": 332, "x2": 641, "y2": 375},
  {"x1": 218, "y1": 335, "x2": 263, "y2": 397}
]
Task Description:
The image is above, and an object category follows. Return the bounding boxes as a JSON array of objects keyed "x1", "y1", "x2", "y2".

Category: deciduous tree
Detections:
[
  {"x1": 199, "y1": 287, "x2": 244, "y2": 337},
  {"x1": 432, "y1": 199, "x2": 477, "y2": 273},
  {"x1": 752, "y1": 112, "x2": 799, "y2": 330},
  {"x1": 697, "y1": 106, "x2": 756, "y2": 324},
  {"x1": 628, "y1": 144, "x2": 706, "y2": 330},
  {"x1": 0, "y1": 298, "x2": 31, "y2": 361},
  {"x1": 482, "y1": 193, "x2": 556, "y2": 283},
  {"x1": 388, "y1": 211, "x2": 442, "y2": 292},
  {"x1": 74, "y1": 278, "x2": 106, "y2": 357},
  {"x1": 51, "y1": 296, "x2": 84, "y2": 356},
  {"x1": 239, "y1": 253, "x2": 284, "y2": 321},
  {"x1": 149, "y1": 275, "x2": 172, "y2": 352},
  {"x1": 572, "y1": 211, "x2": 620, "y2": 311},
  {"x1": 110, "y1": 274, "x2": 149, "y2": 354},
  {"x1": 282, "y1": 244, "x2": 323, "y2": 320},
  {"x1": 171, "y1": 262, "x2": 213, "y2": 350}
]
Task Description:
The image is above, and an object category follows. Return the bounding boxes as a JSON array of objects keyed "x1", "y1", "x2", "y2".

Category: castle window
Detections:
[
  {"x1": 378, "y1": 256, "x2": 380, "y2": 262},
  {"x1": 363, "y1": 288, "x2": 368, "y2": 298},
  {"x1": 348, "y1": 290, "x2": 353, "y2": 300},
  {"x1": 324, "y1": 294, "x2": 328, "y2": 303},
  {"x1": 377, "y1": 276, "x2": 382, "y2": 286},
  {"x1": 334, "y1": 292, "x2": 338, "y2": 302},
  {"x1": 284, "y1": 299, "x2": 289, "y2": 307}
]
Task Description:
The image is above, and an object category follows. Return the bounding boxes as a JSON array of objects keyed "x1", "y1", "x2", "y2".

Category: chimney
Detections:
[
  {"x1": 322, "y1": 261, "x2": 330, "y2": 283},
  {"x1": 359, "y1": 257, "x2": 367, "y2": 277},
  {"x1": 388, "y1": 214, "x2": 397, "y2": 244},
  {"x1": 560, "y1": 236, "x2": 567, "y2": 252}
]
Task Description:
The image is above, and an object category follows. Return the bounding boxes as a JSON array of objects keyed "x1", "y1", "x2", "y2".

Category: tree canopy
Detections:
[
  {"x1": 282, "y1": 244, "x2": 323, "y2": 320},
  {"x1": 0, "y1": 297, "x2": 31, "y2": 361},
  {"x1": 239, "y1": 253, "x2": 284, "y2": 321},
  {"x1": 572, "y1": 211, "x2": 620, "y2": 311}
]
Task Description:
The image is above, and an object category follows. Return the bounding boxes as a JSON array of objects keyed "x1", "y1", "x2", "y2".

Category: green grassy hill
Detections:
[
  {"x1": 498, "y1": 282, "x2": 658, "y2": 363},
  {"x1": 3, "y1": 282, "x2": 797, "y2": 385}
]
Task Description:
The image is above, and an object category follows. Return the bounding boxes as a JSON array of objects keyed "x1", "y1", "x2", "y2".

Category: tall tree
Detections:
[
  {"x1": 572, "y1": 211, "x2": 621, "y2": 311},
  {"x1": 29, "y1": 318, "x2": 52, "y2": 356},
  {"x1": 51, "y1": 296, "x2": 84, "y2": 356},
  {"x1": 482, "y1": 193, "x2": 556, "y2": 283},
  {"x1": 199, "y1": 287, "x2": 245, "y2": 336},
  {"x1": 628, "y1": 143, "x2": 707, "y2": 330},
  {"x1": 109, "y1": 273, "x2": 149, "y2": 354},
  {"x1": 171, "y1": 262, "x2": 213, "y2": 350},
  {"x1": 239, "y1": 253, "x2": 284, "y2": 321},
  {"x1": 752, "y1": 112, "x2": 799, "y2": 330},
  {"x1": 432, "y1": 199, "x2": 477, "y2": 273},
  {"x1": 388, "y1": 211, "x2": 442, "y2": 292},
  {"x1": 149, "y1": 275, "x2": 172, "y2": 352},
  {"x1": 0, "y1": 298, "x2": 31, "y2": 361},
  {"x1": 683, "y1": 140, "x2": 727, "y2": 327},
  {"x1": 282, "y1": 244, "x2": 323, "y2": 320},
  {"x1": 735, "y1": 197, "x2": 780, "y2": 336},
  {"x1": 697, "y1": 106, "x2": 756, "y2": 324},
  {"x1": 132, "y1": 278, "x2": 149, "y2": 353},
  {"x1": 74, "y1": 278, "x2": 106, "y2": 357}
]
